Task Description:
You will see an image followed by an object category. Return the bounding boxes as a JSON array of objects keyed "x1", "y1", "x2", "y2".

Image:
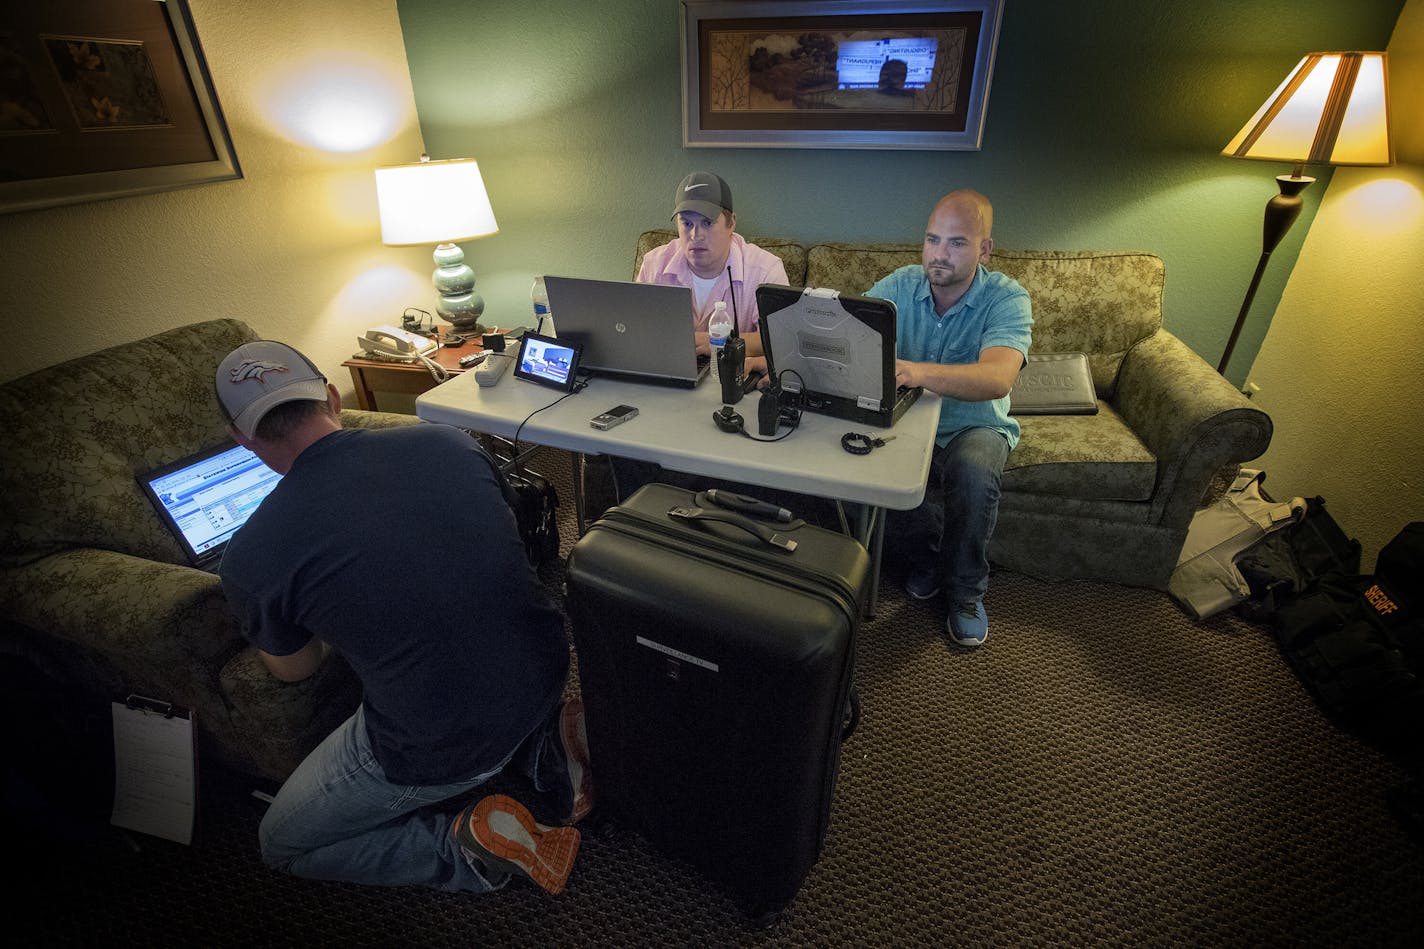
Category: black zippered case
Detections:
[{"x1": 564, "y1": 483, "x2": 869, "y2": 923}]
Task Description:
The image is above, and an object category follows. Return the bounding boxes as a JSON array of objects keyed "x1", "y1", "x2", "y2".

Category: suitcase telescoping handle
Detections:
[{"x1": 667, "y1": 505, "x2": 798, "y2": 551}]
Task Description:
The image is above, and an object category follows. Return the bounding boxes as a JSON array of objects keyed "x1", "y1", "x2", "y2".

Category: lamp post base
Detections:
[{"x1": 1218, "y1": 174, "x2": 1315, "y2": 376}]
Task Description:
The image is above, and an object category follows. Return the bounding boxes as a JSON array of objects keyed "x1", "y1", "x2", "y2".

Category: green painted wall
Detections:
[{"x1": 396, "y1": 0, "x2": 1404, "y2": 384}]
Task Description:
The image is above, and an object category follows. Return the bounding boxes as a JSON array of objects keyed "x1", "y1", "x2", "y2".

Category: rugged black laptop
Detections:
[
  {"x1": 757, "y1": 284, "x2": 922, "y2": 428},
  {"x1": 138, "y1": 442, "x2": 283, "y2": 570}
]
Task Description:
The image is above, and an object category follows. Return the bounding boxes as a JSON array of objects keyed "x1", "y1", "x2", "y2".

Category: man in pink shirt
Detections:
[
  {"x1": 636, "y1": 171, "x2": 789, "y2": 366},
  {"x1": 590, "y1": 172, "x2": 800, "y2": 511}
]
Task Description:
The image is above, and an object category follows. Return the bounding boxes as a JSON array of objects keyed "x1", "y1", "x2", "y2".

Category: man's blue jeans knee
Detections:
[
  {"x1": 257, "y1": 705, "x2": 510, "y2": 893},
  {"x1": 891, "y1": 427, "x2": 1008, "y2": 602}
]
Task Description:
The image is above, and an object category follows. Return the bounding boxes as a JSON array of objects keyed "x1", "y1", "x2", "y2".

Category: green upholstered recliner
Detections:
[{"x1": 0, "y1": 319, "x2": 418, "y2": 780}]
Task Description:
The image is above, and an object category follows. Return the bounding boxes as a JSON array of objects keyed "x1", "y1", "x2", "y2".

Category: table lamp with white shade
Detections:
[{"x1": 375, "y1": 155, "x2": 499, "y2": 339}]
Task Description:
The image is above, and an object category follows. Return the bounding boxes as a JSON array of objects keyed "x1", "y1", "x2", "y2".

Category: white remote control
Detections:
[{"x1": 475, "y1": 351, "x2": 513, "y2": 386}]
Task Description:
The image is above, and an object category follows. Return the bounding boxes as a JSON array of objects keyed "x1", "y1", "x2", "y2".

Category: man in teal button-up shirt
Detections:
[{"x1": 867, "y1": 190, "x2": 1032, "y2": 647}]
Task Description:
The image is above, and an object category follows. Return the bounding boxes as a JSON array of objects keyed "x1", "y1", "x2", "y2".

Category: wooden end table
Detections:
[{"x1": 342, "y1": 328, "x2": 506, "y2": 412}]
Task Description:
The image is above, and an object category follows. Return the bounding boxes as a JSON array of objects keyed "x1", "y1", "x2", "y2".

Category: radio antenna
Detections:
[{"x1": 726, "y1": 265, "x2": 739, "y2": 338}]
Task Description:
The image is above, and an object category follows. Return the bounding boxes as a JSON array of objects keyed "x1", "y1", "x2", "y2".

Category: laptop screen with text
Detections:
[{"x1": 139, "y1": 442, "x2": 283, "y2": 569}]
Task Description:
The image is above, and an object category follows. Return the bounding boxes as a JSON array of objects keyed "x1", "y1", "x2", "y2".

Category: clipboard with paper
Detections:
[{"x1": 110, "y1": 695, "x2": 197, "y2": 845}]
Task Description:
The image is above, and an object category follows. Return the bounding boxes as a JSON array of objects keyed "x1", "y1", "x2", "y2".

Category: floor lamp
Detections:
[{"x1": 1218, "y1": 51, "x2": 1393, "y2": 376}]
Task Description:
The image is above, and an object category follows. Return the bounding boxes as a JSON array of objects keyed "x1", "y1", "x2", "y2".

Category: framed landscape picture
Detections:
[
  {"x1": 0, "y1": 0, "x2": 241, "y2": 214},
  {"x1": 681, "y1": 0, "x2": 1004, "y2": 150}
]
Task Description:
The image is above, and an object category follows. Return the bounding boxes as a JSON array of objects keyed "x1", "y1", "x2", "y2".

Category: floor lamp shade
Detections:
[
  {"x1": 1217, "y1": 53, "x2": 1392, "y2": 376},
  {"x1": 1223, "y1": 52, "x2": 1392, "y2": 169},
  {"x1": 375, "y1": 157, "x2": 499, "y2": 336}
]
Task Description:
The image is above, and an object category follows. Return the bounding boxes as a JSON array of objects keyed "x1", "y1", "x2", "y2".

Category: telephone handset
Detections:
[{"x1": 358, "y1": 324, "x2": 438, "y2": 358}]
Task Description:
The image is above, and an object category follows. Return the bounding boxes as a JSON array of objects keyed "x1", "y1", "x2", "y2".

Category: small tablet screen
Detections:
[{"x1": 513, "y1": 332, "x2": 582, "y2": 392}]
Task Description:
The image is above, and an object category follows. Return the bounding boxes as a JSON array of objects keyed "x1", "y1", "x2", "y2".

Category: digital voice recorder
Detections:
[{"x1": 591, "y1": 404, "x2": 638, "y2": 430}]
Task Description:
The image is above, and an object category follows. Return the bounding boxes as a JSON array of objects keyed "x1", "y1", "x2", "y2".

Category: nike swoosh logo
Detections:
[{"x1": 684, "y1": 183, "x2": 708, "y2": 192}]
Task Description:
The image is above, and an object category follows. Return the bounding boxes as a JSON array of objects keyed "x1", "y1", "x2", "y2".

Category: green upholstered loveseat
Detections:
[
  {"x1": 633, "y1": 230, "x2": 1273, "y2": 589},
  {"x1": 0, "y1": 319, "x2": 417, "y2": 780}
]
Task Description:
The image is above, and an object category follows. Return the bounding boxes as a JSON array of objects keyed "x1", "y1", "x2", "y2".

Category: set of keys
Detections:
[{"x1": 840, "y1": 432, "x2": 896, "y2": 455}]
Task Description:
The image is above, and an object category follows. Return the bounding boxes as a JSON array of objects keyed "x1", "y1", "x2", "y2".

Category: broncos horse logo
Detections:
[{"x1": 229, "y1": 359, "x2": 290, "y2": 384}]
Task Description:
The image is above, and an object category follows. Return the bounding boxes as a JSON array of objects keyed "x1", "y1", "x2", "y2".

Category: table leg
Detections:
[
  {"x1": 572, "y1": 452, "x2": 587, "y2": 536},
  {"x1": 842, "y1": 502, "x2": 885, "y2": 618},
  {"x1": 347, "y1": 367, "x2": 377, "y2": 411}
]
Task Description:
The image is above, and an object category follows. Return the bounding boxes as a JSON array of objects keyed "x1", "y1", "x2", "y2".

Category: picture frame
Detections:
[
  {"x1": 0, "y1": 0, "x2": 241, "y2": 215},
  {"x1": 681, "y1": 0, "x2": 1004, "y2": 150}
]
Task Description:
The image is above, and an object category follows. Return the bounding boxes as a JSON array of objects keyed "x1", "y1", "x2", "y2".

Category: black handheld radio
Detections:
[{"x1": 717, "y1": 265, "x2": 746, "y2": 405}]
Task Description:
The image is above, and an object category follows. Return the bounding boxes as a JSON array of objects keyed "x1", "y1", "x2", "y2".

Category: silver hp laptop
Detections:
[{"x1": 544, "y1": 276, "x2": 709, "y2": 388}]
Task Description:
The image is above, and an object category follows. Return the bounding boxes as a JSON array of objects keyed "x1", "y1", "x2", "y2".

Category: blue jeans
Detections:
[
  {"x1": 891, "y1": 427, "x2": 1009, "y2": 603},
  {"x1": 258, "y1": 703, "x2": 559, "y2": 892}
]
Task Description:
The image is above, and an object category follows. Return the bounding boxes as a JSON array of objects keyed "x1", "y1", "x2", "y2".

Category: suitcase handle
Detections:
[{"x1": 667, "y1": 506, "x2": 798, "y2": 552}]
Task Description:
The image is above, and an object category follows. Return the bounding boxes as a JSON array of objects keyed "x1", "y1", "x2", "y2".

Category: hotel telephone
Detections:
[
  {"x1": 359, "y1": 324, "x2": 439, "y2": 358},
  {"x1": 357, "y1": 324, "x2": 447, "y2": 382}
]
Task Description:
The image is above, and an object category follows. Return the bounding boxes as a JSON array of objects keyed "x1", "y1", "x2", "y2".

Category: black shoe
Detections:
[{"x1": 906, "y1": 564, "x2": 943, "y2": 600}]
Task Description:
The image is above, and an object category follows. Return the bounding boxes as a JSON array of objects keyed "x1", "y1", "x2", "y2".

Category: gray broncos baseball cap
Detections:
[
  {"x1": 672, "y1": 171, "x2": 733, "y2": 222},
  {"x1": 215, "y1": 340, "x2": 329, "y2": 440}
]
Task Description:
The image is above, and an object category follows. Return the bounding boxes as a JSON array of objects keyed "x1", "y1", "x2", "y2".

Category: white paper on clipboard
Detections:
[{"x1": 110, "y1": 696, "x2": 196, "y2": 845}]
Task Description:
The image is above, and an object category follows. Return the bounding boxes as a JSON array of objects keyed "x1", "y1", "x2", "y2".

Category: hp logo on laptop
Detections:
[{"x1": 615, "y1": 322, "x2": 628, "y2": 334}]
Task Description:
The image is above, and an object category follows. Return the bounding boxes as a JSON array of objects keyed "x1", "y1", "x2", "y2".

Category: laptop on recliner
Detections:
[
  {"x1": 544, "y1": 275, "x2": 709, "y2": 388},
  {"x1": 138, "y1": 442, "x2": 283, "y2": 570}
]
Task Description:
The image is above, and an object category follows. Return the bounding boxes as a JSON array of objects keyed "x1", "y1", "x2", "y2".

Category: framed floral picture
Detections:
[
  {"x1": 682, "y1": 0, "x2": 1004, "y2": 150},
  {"x1": 0, "y1": 0, "x2": 241, "y2": 214}
]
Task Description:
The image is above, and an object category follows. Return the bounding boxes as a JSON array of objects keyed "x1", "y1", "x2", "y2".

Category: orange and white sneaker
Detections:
[{"x1": 453, "y1": 794, "x2": 581, "y2": 895}]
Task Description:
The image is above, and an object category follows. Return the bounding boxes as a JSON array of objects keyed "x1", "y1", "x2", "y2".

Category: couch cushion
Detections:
[
  {"x1": 989, "y1": 250, "x2": 1164, "y2": 398},
  {"x1": 1004, "y1": 405, "x2": 1157, "y2": 501},
  {"x1": 633, "y1": 229, "x2": 808, "y2": 286},
  {"x1": 807, "y1": 241, "x2": 921, "y2": 295},
  {"x1": 0, "y1": 319, "x2": 258, "y2": 569}
]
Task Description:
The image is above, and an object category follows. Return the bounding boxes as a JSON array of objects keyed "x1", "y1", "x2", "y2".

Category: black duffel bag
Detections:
[{"x1": 1271, "y1": 522, "x2": 1422, "y2": 747}]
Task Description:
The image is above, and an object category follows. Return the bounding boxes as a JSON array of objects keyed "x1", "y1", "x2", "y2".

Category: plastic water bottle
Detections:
[
  {"x1": 708, "y1": 300, "x2": 732, "y2": 381},
  {"x1": 530, "y1": 276, "x2": 554, "y2": 335}
]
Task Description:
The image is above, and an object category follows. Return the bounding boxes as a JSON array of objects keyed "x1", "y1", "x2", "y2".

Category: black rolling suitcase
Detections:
[{"x1": 564, "y1": 483, "x2": 869, "y2": 924}]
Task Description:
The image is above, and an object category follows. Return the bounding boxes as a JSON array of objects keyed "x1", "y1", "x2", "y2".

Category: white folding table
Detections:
[{"x1": 416, "y1": 369, "x2": 940, "y2": 612}]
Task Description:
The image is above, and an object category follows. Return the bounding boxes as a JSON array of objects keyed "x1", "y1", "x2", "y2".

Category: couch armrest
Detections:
[
  {"x1": 0, "y1": 547, "x2": 244, "y2": 706},
  {"x1": 1115, "y1": 329, "x2": 1273, "y2": 529},
  {"x1": 340, "y1": 407, "x2": 423, "y2": 431}
]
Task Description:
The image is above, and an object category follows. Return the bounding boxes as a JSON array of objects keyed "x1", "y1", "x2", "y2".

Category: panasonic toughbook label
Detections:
[{"x1": 635, "y1": 635, "x2": 719, "y2": 672}]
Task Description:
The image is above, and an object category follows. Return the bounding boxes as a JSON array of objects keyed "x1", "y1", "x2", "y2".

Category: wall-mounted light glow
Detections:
[
  {"x1": 258, "y1": 58, "x2": 412, "y2": 153},
  {"x1": 1333, "y1": 176, "x2": 1424, "y2": 237},
  {"x1": 331, "y1": 264, "x2": 428, "y2": 314}
]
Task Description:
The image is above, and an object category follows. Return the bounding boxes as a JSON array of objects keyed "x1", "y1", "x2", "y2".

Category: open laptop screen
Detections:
[
  {"x1": 543, "y1": 276, "x2": 707, "y2": 388},
  {"x1": 138, "y1": 442, "x2": 282, "y2": 568}
]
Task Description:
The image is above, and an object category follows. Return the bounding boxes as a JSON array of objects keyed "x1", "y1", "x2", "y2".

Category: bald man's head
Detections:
[{"x1": 922, "y1": 190, "x2": 996, "y2": 304}]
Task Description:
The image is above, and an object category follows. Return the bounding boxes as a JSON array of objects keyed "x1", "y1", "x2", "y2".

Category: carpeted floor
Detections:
[{"x1": 16, "y1": 447, "x2": 1423, "y2": 946}]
